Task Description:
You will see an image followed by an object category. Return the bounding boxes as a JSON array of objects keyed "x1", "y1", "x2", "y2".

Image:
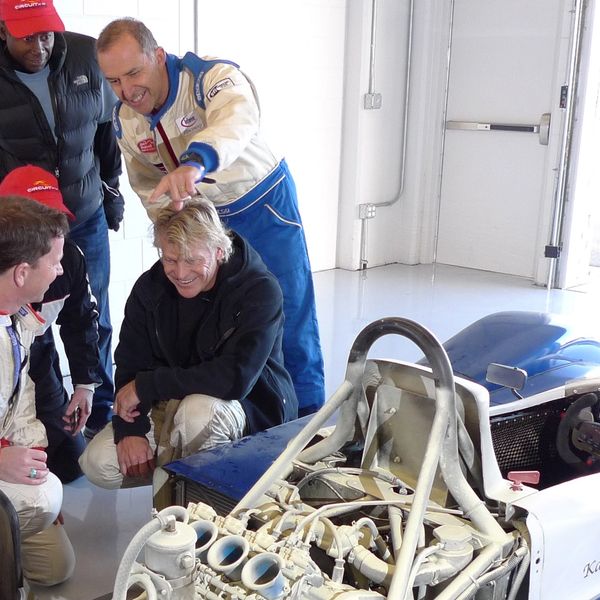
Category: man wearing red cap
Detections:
[
  {"x1": 0, "y1": 195, "x2": 75, "y2": 587},
  {"x1": 0, "y1": 0, "x2": 124, "y2": 437},
  {"x1": 0, "y1": 165, "x2": 102, "y2": 484}
]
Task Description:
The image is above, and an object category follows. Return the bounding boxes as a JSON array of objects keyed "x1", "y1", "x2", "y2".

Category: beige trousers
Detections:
[
  {"x1": 1, "y1": 472, "x2": 75, "y2": 586},
  {"x1": 22, "y1": 523, "x2": 75, "y2": 586},
  {"x1": 79, "y1": 394, "x2": 246, "y2": 490}
]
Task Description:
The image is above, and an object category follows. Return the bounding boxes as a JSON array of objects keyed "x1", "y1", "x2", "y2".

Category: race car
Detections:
[{"x1": 112, "y1": 312, "x2": 600, "y2": 600}]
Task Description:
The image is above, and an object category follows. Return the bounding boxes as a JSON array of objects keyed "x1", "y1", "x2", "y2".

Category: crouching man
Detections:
[
  {"x1": 80, "y1": 198, "x2": 297, "y2": 495},
  {"x1": 0, "y1": 196, "x2": 75, "y2": 586}
]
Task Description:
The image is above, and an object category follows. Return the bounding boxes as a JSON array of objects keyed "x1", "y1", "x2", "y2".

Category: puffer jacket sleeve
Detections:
[{"x1": 54, "y1": 243, "x2": 101, "y2": 386}]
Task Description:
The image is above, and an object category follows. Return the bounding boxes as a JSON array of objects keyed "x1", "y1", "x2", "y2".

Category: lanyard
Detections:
[{"x1": 5, "y1": 322, "x2": 22, "y2": 398}]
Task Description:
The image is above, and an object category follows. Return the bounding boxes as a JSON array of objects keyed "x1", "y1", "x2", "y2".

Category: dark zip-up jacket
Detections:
[
  {"x1": 29, "y1": 239, "x2": 101, "y2": 413},
  {"x1": 112, "y1": 233, "x2": 297, "y2": 443},
  {"x1": 0, "y1": 32, "x2": 121, "y2": 226}
]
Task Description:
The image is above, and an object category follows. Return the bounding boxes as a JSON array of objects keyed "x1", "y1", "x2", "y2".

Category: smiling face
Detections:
[
  {"x1": 97, "y1": 32, "x2": 169, "y2": 115},
  {"x1": 158, "y1": 236, "x2": 222, "y2": 298},
  {"x1": 22, "y1": 235, "x2": 64, "y2": 303},
  {"x1": 0, "y1": 24, "x2": 54, "y2": 73}
]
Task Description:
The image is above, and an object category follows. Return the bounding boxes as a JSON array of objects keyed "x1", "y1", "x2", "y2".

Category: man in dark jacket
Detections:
[
  {"x1": 80, "y1": 198, "x2": 297, "y2": 490},
  {"x1": 0, "y1": 0, "x2": 123, "y2": 433},
  {"x1": 0, "y1": 165, "x2": 102, "y2": 484}
]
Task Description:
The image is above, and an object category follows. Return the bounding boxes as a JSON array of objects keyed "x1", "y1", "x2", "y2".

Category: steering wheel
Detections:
[{"x1": 556, "y1": 392, "x2": 600, "y2": 467}]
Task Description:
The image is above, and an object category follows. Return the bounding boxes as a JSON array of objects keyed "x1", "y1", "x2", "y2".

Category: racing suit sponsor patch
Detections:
[
  {"x1": 176, "y1": 113, "x2": 204, "y2": 134},
  {"x1": 138, "y1": 138, "x2": 157, "y2": 153},
  {"x1": 207, "y1": 78, "x2": 234, "y2": 101}
]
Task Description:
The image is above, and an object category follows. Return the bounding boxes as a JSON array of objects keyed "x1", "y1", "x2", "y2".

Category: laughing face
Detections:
[
  {"x1": 158, "y1": 236, "x2": 222, "y2": 298},
  {"x1": 98, "y1": 32, "x2": 169, "y2": 115}
]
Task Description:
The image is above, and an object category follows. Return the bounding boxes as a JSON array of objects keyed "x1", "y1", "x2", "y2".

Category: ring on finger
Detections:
[{"x1": 29, "y1": 467, "x2": 37, "y2": 479}]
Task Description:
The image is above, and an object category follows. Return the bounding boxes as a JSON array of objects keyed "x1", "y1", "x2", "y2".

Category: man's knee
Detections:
[
  {"x1": 22, "y1": 523, "x2": 75, "y2": 586},
  {"x1": 79, "y1": 425, "x2": 123, "y2": 490},
  {"x1": 173, "y1": 395, "x2": 246, "y2": 455},
  {"x1": 3, "y1": 474, "x2": 63, "y2": 540}
]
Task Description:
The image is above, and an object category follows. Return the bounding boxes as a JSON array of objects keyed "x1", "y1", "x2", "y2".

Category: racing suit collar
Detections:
[{"x1": 147, "y1": 53, "x2": 181, "y2": 130}]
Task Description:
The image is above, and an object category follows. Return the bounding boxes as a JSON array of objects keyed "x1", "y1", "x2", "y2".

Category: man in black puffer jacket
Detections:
[
  {"x1": 80, "y1": 199, "x2": 297, "y2": 492},
  {"x1": 0, "y1": 0, "x2": 123, "y2": 434}
]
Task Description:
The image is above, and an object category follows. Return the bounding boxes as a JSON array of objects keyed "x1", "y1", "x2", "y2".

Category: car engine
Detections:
[{"x1": 112, "y1": 317, "x2": 535, "y2": 600}]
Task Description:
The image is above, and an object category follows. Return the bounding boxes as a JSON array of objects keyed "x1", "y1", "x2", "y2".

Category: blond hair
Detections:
[{"x1": 153, "y1": 198, "x2": 233, "y2": 261}]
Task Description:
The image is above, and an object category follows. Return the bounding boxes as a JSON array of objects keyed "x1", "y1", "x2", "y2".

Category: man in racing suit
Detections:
[
  {"x1": 0, "y1": 196, "x2": 74, "y2": 586},
  {"x1": 96, "y1": 17, "x2": 324, "y2": 416},
  {"x1": 0, "y1": 165, "x2": 101, "y2": 484}
]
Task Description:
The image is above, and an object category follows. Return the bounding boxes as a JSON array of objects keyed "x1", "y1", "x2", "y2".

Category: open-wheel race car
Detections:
[{"x1": 112, "y1": 312, "x2": 600, "y2": 600}]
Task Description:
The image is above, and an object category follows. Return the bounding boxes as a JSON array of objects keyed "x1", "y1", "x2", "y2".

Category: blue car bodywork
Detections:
[{"x1": 440, "y1": 311, "x2": 600, "y2": 404}]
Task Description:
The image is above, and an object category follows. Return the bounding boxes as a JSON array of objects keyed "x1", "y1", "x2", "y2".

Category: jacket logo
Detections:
[
  {"x1": 138, "y1": 138, "x2": 157, "y2": 154},
  {"x1": 207, "y1": 78, "x2": 234, "y2": 101},
  {"x1": 73, "y1": 75, "x2": 88, "y2": 86},
  {"x1": 180, "y1": 113, "x2": 198, "y2": 128},
  {"x1": 176, "y1": 113, "x2": 203, "y2": 135}
]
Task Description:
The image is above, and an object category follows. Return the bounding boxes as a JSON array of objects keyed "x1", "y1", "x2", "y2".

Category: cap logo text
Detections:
[{"x1": 27, "y1": 179, "x2": 58, "y2": 194}]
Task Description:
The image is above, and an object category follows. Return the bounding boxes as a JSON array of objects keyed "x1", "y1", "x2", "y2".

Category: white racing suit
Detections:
[{"x1": 0, "y1": 306, "x2": 74, "y2": 585}]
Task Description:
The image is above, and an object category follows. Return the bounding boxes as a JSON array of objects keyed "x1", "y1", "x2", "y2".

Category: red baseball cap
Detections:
[
  {"x1": 0, "y1": 165, "x2": 75, "y2": 220},
  {"x1": 0, "y1": 0, "x2": 65, "y2": 38}
]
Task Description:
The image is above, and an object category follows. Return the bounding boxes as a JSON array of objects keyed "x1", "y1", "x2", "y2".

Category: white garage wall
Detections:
[
  {"x1": 188, "y1": 0, "x2": 346, "y2": 276},
  {"x1": 54, "y1": 0, "x2": 351, "y2": 335},
  {"x1": 56, "y1": 1, "x2": 577, "y2": 295},
  {"x1": 54, "y1": 0, "x2": 473, "y2": 323},
  {"x1": 336, "y1": 1, "x2": 449, "y2": 270}
]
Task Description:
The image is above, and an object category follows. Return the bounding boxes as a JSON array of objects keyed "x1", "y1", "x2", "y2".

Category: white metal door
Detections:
[{"x1": 436, "y1": 0, "x2": 574, "y2": 281}]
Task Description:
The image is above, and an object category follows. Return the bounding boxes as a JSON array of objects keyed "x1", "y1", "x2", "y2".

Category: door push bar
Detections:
[{"x1": 446, "y1": 113, "x2": 551, "y2": 145}]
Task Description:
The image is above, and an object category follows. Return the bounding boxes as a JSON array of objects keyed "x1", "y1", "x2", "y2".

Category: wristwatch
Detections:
[{"x1": 179, "y1": 151, "x2": 204, "y2": 168}]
